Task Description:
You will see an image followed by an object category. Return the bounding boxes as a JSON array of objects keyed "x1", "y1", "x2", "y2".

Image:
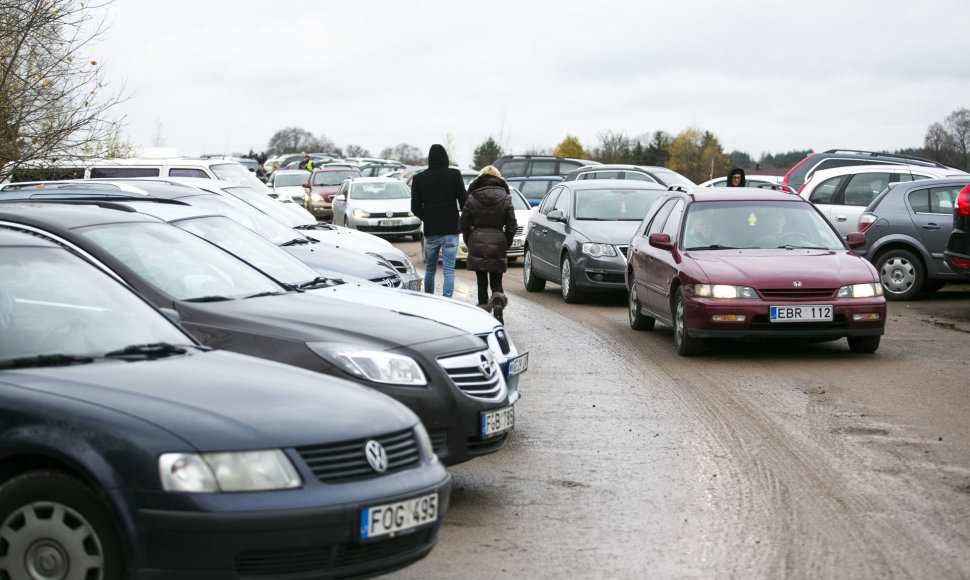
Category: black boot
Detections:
[{"x1": 491, "y1": 293, "x2": 506, "y2": 324}]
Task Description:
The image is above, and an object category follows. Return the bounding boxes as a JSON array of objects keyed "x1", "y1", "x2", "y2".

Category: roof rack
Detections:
[
  {"x1": 666, "y1": 185, "x2": 690, "y2": 193},
  {"x1": 756, "y1": 184, "x2": 797, "y2": 194},
  {"x1": 822, "y1": 149, "x2": 950, "y2": 169}
]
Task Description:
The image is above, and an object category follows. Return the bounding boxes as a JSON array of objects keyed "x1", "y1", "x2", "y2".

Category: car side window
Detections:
[
  {"x1": 89, "y1": 167, "x2": 160, "y2": 178},
  {"x1": 624, "y1": 172, "x2": 657, "y2": 183},
  {"x1": 552, "y1": 188, "x2": 571, "y2": 216},
  {"x1": 843, "y1": 173, "x2": 890, "y2": 206},
  {"x1": 809, "y1": 176, "x2": 844, "y2": 204},
  {"x1": 646, "y1": 199, "x2": 678, "y2": 236},
  {"x1": 499, "y1": 160, "x2": 527, "y2": 177},
  {"x1": 558, "y1": 160, "x2": 583, "y2": 174},
  {"x1": 897, "y1": 172, "x2": 932, "y2": 182},
  {"x1": 538, "y1": 187, "x2": 562, "y2": 215},
  {"x1": 909, "y1": 186, "x2": 961, "y2": 214},
  {"x1": 661, "y1": 199, "x2": 685, "y2": 238},
  {"x1": 531, "y1": 160, "x2": 557, "y2": 176},
  {"x1": 169, "y1": 168, "x2": 209, "y2": 178}
]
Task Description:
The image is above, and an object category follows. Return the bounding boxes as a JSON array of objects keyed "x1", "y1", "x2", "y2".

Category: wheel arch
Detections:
[{"x1": 872, "y1": 239, "x2": 929, "y2": 271}]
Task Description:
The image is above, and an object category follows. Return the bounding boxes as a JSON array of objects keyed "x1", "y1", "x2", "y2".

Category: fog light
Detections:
[
  {"x1": 712, "y1": 314, "x2": 746, "y2": 322},
  {"x1": 593, "y1": 273, "x2": 604, "y2": 281},
  {"x1": 852, "y1": 313, "x2": 881, "y2": 321}
]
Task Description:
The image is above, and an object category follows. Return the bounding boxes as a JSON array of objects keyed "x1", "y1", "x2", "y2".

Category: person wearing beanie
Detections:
[
  {"x1": 411, "y1": 144, "x2": 467, "y2": 297},
  {"x1": 459, "y1": 165, "x2": 517, "y2": 322}
]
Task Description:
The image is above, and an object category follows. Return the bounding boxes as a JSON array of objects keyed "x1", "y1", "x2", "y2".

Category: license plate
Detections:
[
  {"x1": 507, "y1": 352, "x2": 529, "y2": 378},
  {"x1": 378, "y1": 219, "x2": 402, "y2": 226},
  {"x1": 770, "y1": 304, "x2": 833, "y2": 322},
  {"x1": 360, "y1": 492, "x2": 438, "y2": 540},
  {"x1": 481, "y1": 405, "x2": 514, "y2": 437},
  {"x1": 511, "y1": 239, "x2": 522, "y2": 249}
]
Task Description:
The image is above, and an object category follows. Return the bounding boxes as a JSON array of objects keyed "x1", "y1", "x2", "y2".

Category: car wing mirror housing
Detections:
[
  {"x1": 648, "y1": 232, "x2": 674, "y2": 251},
  {"x1": 845, "y1": 232, "x2": 866, "y2": 249},
  {"x1": 547, "y1": 209, "x2": 565, "y2": 222}
]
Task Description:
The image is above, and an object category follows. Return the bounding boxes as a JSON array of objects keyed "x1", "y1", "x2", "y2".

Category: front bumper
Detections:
[
  {"x1": 306, "y1": 199, "x2": 333, "y2": 220},
  {"x1": 350, "y1": 216, "x2": 422, "y2": 237}
]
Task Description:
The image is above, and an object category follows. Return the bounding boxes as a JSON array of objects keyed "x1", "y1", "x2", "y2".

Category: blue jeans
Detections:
[{"x1": 423, "y1": 234, "x2": 458, "y2": 298}]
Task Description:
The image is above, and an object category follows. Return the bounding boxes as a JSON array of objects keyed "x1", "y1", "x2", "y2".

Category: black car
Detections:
[
  {"x1": 0, "y1": 227, "x2": 450, "y2": 578},
  {"x1": 944, "y1": 183, "x2": 970, "y2": 277},
  {"x1": 0, "y1": 202, "x2": 514, "y2": 466},
  {"x1": 783, "y1": 149, "x2": 956, "y2": 192},
  {"x1": 492, "y1": 155, "x2": 599, "y2": 178},
  {"x1": 856, "y1": 177, "x2": 970, "y2": 300},
  {"x1": 522, "y1": 180, "x2": 667, "y2": 302}
]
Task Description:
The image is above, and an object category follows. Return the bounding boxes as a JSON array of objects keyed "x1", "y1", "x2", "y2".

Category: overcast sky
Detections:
[{"x1": 94, "y1": 0, "x2": 970, "y2": 167}]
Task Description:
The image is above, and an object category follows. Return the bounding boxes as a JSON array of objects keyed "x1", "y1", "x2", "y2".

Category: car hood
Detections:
[
  {"x1": 354, "y1": 198, "x2": 412, "y2": 213},
  {"x1": 688, "y1": 249, "x2": 879, "y2": 286},
  {"x1": 0, "y1": 350, "x2": 416, "y2": 449},
  {"x1": 177, "y1": 292, "x2": 476, "y2": 351},
  {"x1": 316, "y1": 283, "x2": 500, "y2": 335},
  {"x1": 275, "y1": 185, "x2": 305, "y2": 196},
  {"x1": 282, "y1": 243, "x2": 398, "y2": 281},
  {"x1": 572, "y1": 220, "x2": 642, "y2": 244}
]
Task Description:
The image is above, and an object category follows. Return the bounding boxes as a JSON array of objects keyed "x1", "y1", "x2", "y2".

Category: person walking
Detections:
[
  {"x1": 459, "y1": 165, "x2": 517, "y2": 322},
  {"x1": 411, "y1": 144, "x2": 467, "y2": 298}
]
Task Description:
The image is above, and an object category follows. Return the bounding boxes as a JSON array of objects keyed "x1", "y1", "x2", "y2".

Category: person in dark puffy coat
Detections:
[{"x1": 459, "y1": 166, "x2": 517, "y2": 321}]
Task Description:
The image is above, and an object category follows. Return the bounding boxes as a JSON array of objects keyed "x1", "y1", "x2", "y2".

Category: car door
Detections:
[
  {"x1": 831, "y1": 172, "x2": 892, "y2": 237},
  {"x1": 644, "y1": 198, "x2": 685, "y2": 315},
  {"x1": 907, "y1": 184, "x2": 963, "y2": 271},
  {"x1": 332, "y1": 181, "x2": 349, "y2": 225},
  {"x1": 529, "y1": 186, "x2": 567, "y2": 279}
]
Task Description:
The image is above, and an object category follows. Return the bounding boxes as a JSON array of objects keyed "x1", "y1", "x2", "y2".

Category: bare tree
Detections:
[
  {"x1": 344, "y1": 144, "x2": 370, "y2": 158},
  {"x1": 0, "y1": 0, "x2": 128, "y2": 181},
  {"x1": 944, "y1": 108, "x2": 970, "y2": 169},
  {"x1": 924, "y1": 122, "x2": 958, "y2": 166}
]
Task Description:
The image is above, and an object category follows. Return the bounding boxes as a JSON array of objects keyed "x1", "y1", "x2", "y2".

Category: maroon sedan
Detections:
[{"x1": 625, "y1": 188, "x2": 886, "y2": 355}]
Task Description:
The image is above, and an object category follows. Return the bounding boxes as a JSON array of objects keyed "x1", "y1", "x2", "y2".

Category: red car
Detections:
[
  {"x1": 302, "y1": 164, "x2": 361, "y2": 220},
  {"x1": 625, "y1": 188, "x2": 886, "y2": 355}
]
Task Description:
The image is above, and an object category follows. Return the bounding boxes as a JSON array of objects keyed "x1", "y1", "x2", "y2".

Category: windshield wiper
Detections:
[
  {"x1": 298, "y1": 276, "x2": 342, "y2": 289},
  {"x1": 295, "y1": 223, "x2": 336, "y2": 231},
  {"x1": 104, "y1": 342, "x2": 187, "y2": 360},
  {"x1": 281, "y1": 238, "x2": 310, "y2": 246},
  {"x1": 184, "y1": 295, "x2": 232, "y2": 302},
  {"x1": 244, "y1": 291, "x2": 287, "y2": 298},
  {"x1": 687, "y1": 244, "x2": 736, "y2": 250},
  {"x1": 0, "y1": 354, "x2": 95, "y2": 370}
]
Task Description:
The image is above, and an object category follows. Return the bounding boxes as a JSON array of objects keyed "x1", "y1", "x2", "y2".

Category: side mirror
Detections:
[
  {"x1": 547, "y1": 209, "x2": 566, "y2": 223},
  {"x1": 845, "y1": 232, "x2": 866, "y2": 249},
  {"x1": 649, "y1": 232, "x2": 674, "y2": 251},
  {"x1": 335, "y1": 194, "x2": 346, "y2": 202},
  {"x1": 302, "y1": 182, "x2": 310, "y2": 189}
]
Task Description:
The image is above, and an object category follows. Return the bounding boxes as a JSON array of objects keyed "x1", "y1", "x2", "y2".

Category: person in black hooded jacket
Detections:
[
  {"x1": 459, "y1": 165, "x2": 517, "y2": 321},
  {"x1": 411, "y1": 144, "x2": 467, "y2": 297},
  {"x1": 727, "y1": 167, "x2": 746, "y2": 187}
]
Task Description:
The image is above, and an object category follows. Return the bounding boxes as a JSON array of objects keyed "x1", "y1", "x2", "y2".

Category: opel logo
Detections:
[
  {"x1": 364, "y1": 440, "x2": 388, "y2": 473},
  {"x1": 479, "y1": 353, "x2": 494, "y2": 378},
  {"x1": 793, "y1": 281, "x2": 803, "y2": 287}
]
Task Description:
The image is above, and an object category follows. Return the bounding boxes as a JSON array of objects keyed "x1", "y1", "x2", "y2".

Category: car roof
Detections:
[
  {"x1": 563, "y1": 179, "x2": 667, "y2": 191},
  {"x1": 685, "y1": 187, "x2": 808, "y2": 203},
  {"x1": 809, "y1": 163, "x2": 965, "y2": 181},
  {"x1": 506, "y1": 176, "x2": 564, "y2": 181},
  {"x1": 346, "y1": 176, "x2": 406, "y2": 184},
  {"x1": 0, "y1": 226, "x2": 62, "y2": 248},
  {"x1": 0, "y1": 201, "x2": 163, "y2": 232}
]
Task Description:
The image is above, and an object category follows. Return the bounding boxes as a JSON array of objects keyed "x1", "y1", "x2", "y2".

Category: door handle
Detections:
[{"x1": 835, "y1": 215, "x2": 847, "y2": 222}]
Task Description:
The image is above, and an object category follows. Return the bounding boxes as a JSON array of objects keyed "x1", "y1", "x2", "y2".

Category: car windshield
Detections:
[
  {"x1": 313, "y1": 170, "x2": 358, "y2": 186},
  {"x1": 170, "y1": 195, "x2": 309, "y2": 245},
  {"x1": 274, "y1": 172, "x2": 309, "y2": 187},
  {"x1": 223, "y1": 185, "x2": 309, "y2": 227},
  {"x1": 351, "y1": 182, "x2": 410, "y2": 200},
  {"x1": 682, "y1": 200, "x2": 845, "y2": 250},
  {"x1": 77, "y1": 222, "x2": 285, "y2": 300},
  {"x1": 210, "y1": 162, "x2": 272, "y2": 191},
  {"x1": 574, "y1": 188, "x2": 664, "y2": 221},
  {"x1": 0, "y1": 245, "x2": 192, "y2": 362},
  {"x1": 652, "y1": 169, "x2": 695, "y2": 187}
]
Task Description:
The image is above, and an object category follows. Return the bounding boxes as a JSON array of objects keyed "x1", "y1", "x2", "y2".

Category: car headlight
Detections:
[
  {"x1": 159, "y1": 450, "x2": 301, "y2": 493},
  {"x1": 307, "y1": 342, "x2": 427, "y2": 386},
  {"x1": 694, "y1": 284, "x2": 758, "y2": 299},
  {"x1": 352, "y1": 208, "x2": 370, "y2": 218},
  {"x1": 582, "y1": 243, "x2": 617, "y2": 257},
  {"x1": 837, "y1": 283, "x2": 883, "y2": 298},
  {"x1": 310, "y1": 192, "x2": 324, "y2": 201},
  {"x1": 414, "y1": 422, "x2": 437, "y2": 462}
]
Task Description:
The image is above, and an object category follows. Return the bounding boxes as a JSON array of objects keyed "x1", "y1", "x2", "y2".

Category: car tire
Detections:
[
  {"x1": 628, "y1": 280, "x2": 655, "y2": 331},
  {"x1": 876, "y1": 249, "x2": 924, "y2": 301},
  {"x1": 848, "y1": 335, "x2": 881, "y2": 353},
  {"x1": 0, "y1": 471, "x2": 125, "y2": 579},
  {"x1": 673, "y1": 286, "x2": 700, "y2": 356},
  {"x1": 523, "y1": 248, "x2": 546, "y2": 292},
  {"x1": 560, "y1": 255, "x2": 583, "y2": 304}
]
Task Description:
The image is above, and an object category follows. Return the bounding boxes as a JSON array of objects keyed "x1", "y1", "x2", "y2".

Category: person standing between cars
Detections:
[
  {"x1": 727, "y1": 167, "x2": 746, "y2": 187},
  {"x1": 459, "y1": 165, "x2": 517, "y2": 322},
  {"x1": 411, "y1": 144, "x2": 467, "y2": 298}
]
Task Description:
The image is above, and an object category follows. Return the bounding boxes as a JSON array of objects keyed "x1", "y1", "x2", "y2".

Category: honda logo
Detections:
[{"x1": 793, "y1": 281, "x2": 803, "y2": 287}]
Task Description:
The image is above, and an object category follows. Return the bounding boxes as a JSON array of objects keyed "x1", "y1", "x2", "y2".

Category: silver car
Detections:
[{"x1": 333, "y1": 177, "x2": 423, "y2": 241}]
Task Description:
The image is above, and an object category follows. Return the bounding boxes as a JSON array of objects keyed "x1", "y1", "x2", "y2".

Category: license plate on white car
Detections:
[
  {"x1": 360, "y1": 492, "x2": 438, "y2": 540},
  {"x1": 481, "y1": 405, "x2": 514, "y2": 437},
  {"x1": 507, "y1": 352, "x2": 528, "y2": 377},
  {"x1": 770, "y1": 305, "x2": 833, "y2": 322},
  {"x1": 378, "y1": 219, "x2": 402, "y2": 227}
]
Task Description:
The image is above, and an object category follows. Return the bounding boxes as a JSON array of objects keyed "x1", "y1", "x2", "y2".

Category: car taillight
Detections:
[
  {"x1": 955, "y1": 184, "x2": 970, "y2": 216},
  {"x1": 858, "y1": 213, "x2": 876, "y2": 232}
]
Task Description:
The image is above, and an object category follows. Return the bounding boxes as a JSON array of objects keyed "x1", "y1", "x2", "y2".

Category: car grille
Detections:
[
  {"x1": 759, "y1": 287, "x2": 837, "y2": 299},
  {"x1": 234, "y1": 528, "x2": 435, "y2": 577},
  {"x1": 295, "y1": 428, "x2": 420, "y2": 483},
  {"x1": 437, "y1": 350, "x2": 506, "y2": 401},
  {"x1": 371, "y1": 274, "x2": 403, "y2": 288},
  {"x1": 515, "y1": 225, "x2": 524, "y2": 236},
  {"x1": 386, "y1": 258, "x2": 413, "y2": 275},
  {"x1": 359, "y1": 224, "x2": 416, "y2": 234}
]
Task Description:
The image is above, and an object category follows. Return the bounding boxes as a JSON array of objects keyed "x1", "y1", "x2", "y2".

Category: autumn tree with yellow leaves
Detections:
[{"x1": 0, "y1": 0, "x2": 128, "y2": 181}]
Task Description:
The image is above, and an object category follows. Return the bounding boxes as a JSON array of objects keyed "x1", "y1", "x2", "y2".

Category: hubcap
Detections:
[
  {"x1": 880, "y1": 257, "x2": 914, "y2": 293},
  {"x1": 562, "y1": 260, "x2": 571, "y2": 296},
  {"x1": 675, "y1": 296, "x2": 686, "y2": 346},
  {"x1": 629, "y1": 284, "x2": 638, "y2": 323},
  {"x1": 0, "y1": 502, "x2": 104, "y2": 579}
]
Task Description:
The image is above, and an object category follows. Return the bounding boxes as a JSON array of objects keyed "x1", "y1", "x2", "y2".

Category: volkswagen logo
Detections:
[
  {"x1": 385, "y1": 211, "x2": 393, "y2": 218},
  {"x1": 364, "y1": 440, "x2": 388, "y2": 473},
  {"x1": 793, "y1": 281, "x2": 803, "y2": 287},
  {"x1": 478, "y1": 353, "x2": 494, "y2": 378}
]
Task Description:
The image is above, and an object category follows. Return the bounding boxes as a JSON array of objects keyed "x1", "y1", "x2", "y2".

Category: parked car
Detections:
[
  {"x1": 697, "y1": 174, "x2": 785, "y2": 188},
  {"x1": 855, "y1": 177, "x2": 970, "y2": 299},
  {"x1": 359, "y1": 161, "x2": 407, "y2": 177},
  {"x1": 333, "y1": 177, "x2": 423, "y2": 240},
  {"x1": 266, "y1": 168, "x2": 310, "y2": 203},
  {"x1": 783, "y1": 149, "x2": 958, "y2": 192},
  {"x1": 492, "y1": 155, "x2": 599, "y2": 178},
  {"x1": 0, "y1": 202, "x2": 515, "y2": 466},
  {"x1": 945, "y1": 184, "x2": 970, "y2": 277},
  {"x1": 522, "y1": 180, "x2": 667, "y2": 303},
  {"x1": 799, "y1": 164, "x2": 969, "y2": 237},
  {"x1": 563, "y1": 164, "x2": 696, "y2": 187},
  {"x1": 304, "y1": 164, "x2": 362, "y2": 220},
  {"x1": 0, "y1": 227, "x2": 450, "y2": 578},
  {"x1": 625, "y1": 187, "x2": 886, "y2": 355},
  {"x1": 506, "y1": 176, "x2": 564, "y2": 207}
]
